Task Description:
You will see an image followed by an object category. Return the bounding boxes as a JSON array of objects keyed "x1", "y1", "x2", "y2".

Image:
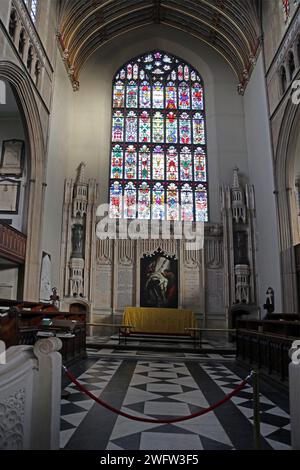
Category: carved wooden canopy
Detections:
[{"x1": 57, "y1": 0, "x2": 261, "y2": 93}]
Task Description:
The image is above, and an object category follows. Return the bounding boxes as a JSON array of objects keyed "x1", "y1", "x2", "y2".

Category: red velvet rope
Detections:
[{"x1": 64, "y1": 367, "x2": 252, "y2": 424}]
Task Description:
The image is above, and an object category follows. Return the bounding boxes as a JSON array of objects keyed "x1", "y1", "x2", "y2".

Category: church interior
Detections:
[{"x1": 0, "y1": 0, "x2": 300, "y2": 452}]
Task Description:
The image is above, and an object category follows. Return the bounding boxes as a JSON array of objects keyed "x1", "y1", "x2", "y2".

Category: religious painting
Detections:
[
  {"x1": 0, "y1": 179, "x2": 20, "y2": 213},
  {"x1": 140, "y1": 250, "x2": 178, "y2": 308},
  {"x1": 0, "y1": 140, "x2": 24, "y2": 176}
]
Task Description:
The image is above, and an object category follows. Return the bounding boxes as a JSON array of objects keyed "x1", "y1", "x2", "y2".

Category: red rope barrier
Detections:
[{"x1": 64, "y1": 367, "x2": 252, "y2": 425}]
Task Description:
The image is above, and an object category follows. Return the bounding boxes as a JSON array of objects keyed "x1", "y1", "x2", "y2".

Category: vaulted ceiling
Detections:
[{"x1": 57, "y1": 0, "x2": 261, "y2": 94}]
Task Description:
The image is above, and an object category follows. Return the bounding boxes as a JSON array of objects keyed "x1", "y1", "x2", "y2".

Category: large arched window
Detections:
[{"x1": 109, "y1": 51, "x2": 208, "y2": 222}]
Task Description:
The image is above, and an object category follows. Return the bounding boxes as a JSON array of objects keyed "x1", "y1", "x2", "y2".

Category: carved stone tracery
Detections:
[{"x1": 0, "y1": 389, "x2": 25, "y2": 450}]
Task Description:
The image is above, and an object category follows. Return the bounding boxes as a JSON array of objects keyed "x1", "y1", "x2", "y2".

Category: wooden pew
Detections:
[{"x1": 0, "y1": 299, "x2": 86, "y2": 364}]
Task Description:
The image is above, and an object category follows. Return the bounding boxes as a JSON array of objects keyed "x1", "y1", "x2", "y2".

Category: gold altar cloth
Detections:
[{"x1": 123, "y1": 307, "x2": 196, "y2": 335}]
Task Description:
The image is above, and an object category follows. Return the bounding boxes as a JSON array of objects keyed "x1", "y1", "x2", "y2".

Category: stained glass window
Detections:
[{"x1": 109, "y1": 50, "x2": 208, "y2": 221}]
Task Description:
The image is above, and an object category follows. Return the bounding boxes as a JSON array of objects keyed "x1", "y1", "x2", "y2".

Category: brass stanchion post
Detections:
[{"x1": 253, "y1": 369, "x2": 261, "y2": 450}]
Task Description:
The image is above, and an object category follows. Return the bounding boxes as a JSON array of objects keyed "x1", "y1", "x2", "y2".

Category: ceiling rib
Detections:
[{"x1": 57, "y1": 0, "x2": 261, "y2": 94}]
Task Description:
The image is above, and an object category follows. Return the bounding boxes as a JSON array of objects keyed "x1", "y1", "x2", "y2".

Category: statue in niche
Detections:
[
  {"x1": 263, "y1": 287, "x2": 275, "y2": 316},
  {"x1": 71, "y1": 224, "x2": 85, "y2": 258},
  {"x1": 234, "y1": 231, "x2": 249, "y2": 265}
]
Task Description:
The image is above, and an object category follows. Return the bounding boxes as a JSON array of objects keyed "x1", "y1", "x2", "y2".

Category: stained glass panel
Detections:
[
  {"x1": 112, "y1": 111, "x2": 124, "y2": 142},
  {"x1": 179, "y1": 113, "x2": 191, "y2": 144},
  {"x1": 181, "y1": 184, "x2": 194, "y2": 221},
  {"x1": 193, "y1": 113, "x2": 205, "y2": 145},
  {"x1": 110, "y1": 181, "x2": 122, "y2": 218},
  {"x1": 192, "y1": 83, "x2": 203, "y2": 110},
  {"x1": 180, "y1": 147, "x2": 193, "y2": 181},
  {"x1": 178, "y1": 65, "x2": 184, "y2": 81},
  {"x1": 166, "y1": 147, "x2": 178, "y2": 181},
  {"x1": 138, "y1": 145, "x2": 151, "y2": 180},
  {"x1": 125, "y1": 145, "x2": 137, "y2": 179},
  {"x1": 167, "y1": 183, "x2": 179, "y2": 221},
  {"x1": 126, "y1": 81, "x2": 138, "y2": 108},
  {"x1": 124, "y1": 182, "x2": 136, "y2": 219},
  {"x1": 166, "y1": 112, "x2": 177, "y2": 144},
  {"x1": 133, "y1": 64, "x2": 139, "y2": 80},
  {"x1": 111, "y1": 145, "x2": 123, "y2": 179},
  {"x1": 127, "y1": 64, "x2": 133, "y2": 80},
  {"x1": 152, "y1": 183, "x2": 165, "y2": 220},
  {"x1": 113, "y1": 81, "x2": 125, "y2": 108},
  {"x1": 194, "y1": 148, "x2": 206, "y2": 182},
  {"x1": 138, "y1": 182, "x2": 151, "y2": 219},
  {"x1": 139, "y1": 111, "x2": 151, "y2": 143},
  {"x1": 166, "y1": 82, "x2": 177, "y2": 109},
  {"x1": 153, "y1": 112, "x2": 164, "y2": 143},
  {"x1": 140, "y1": 81, "x2": 151, "y2": 108},
  {"x1": 179, "y1": 82, "x2": 190, "y2": 109},
  {"x1": 152, "y1": 146, "x2": 165, "y2": 180},
  {"x1": 195, "y1": 184, "x2": 208, "y2": 222},
  {"x1": 125, "y1": 111, "x2": 138, "y2": 142},
  {"x1": 153, "y1": 82, "x2": 164, "y2": 108}
]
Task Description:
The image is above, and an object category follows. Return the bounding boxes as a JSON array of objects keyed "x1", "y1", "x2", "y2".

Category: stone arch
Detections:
[
  {"x1": 274, "y1": 98, "x2": 300, "y2": 312},
  {"x1": 0, "y1": 61, "x2": 46, "y2": 300}
]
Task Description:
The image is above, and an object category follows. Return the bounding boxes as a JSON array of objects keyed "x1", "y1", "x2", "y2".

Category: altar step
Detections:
[{"x1": 87, "y1": 333, "x2": 236, "y2": 354}]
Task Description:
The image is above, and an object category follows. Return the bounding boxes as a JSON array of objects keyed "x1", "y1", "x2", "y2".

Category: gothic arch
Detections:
[
  {"x1": 0, "y1": 61, "x2": 46, "y2": 300},
  {"x1": 275, "y1": 98, "x2": 300, "y2": 312}
]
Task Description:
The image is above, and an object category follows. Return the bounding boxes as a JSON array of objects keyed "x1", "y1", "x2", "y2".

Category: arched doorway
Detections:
[
  {"x1": 0, "y1": 62, "x2": 45, "y2": 301},
  {"x1": 275, "y1": 101, "x2": 300, "y2": 312}
]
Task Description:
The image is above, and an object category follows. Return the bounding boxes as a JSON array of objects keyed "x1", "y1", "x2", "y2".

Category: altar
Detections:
[{"x1": 123, "y1": 307, "x2": 197, "y2": 335}]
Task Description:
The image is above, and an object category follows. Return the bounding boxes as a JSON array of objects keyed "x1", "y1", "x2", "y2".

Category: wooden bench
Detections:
[{"x1": 0, "y1": 299, "x2": 86, "y2": 364}]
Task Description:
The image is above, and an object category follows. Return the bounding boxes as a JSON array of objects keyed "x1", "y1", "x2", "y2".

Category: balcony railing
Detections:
[{"x1": 0, "y1": 221, "x2": 27, "y2": 263}]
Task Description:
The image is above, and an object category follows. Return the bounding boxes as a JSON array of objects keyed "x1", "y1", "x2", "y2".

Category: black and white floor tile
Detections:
[
  {"x1": 86, "y1": 347, "x2": 236, "y2": 361},
  {"x1": 60, "y1": 358, "x2": 122, "y2": 449},
  {"x1": 60, "y1": 356, "x2": 291, "y2": 450},
  {"x1": 202, "y1": 363, "x2": 291, "y2": 450}
]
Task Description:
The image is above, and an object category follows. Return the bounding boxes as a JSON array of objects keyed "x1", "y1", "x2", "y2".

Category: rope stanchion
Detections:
[{"x1": 63, "y1": 365, "x2": 254, "y2": 425}]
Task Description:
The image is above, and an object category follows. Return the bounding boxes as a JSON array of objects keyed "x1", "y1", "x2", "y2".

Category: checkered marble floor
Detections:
[
  {"x1": 60, "y1": 356, "x2": 291, "y2": 450},
  {"x1": 86, "y1": 347, "x2": 236, "y2": 361}
]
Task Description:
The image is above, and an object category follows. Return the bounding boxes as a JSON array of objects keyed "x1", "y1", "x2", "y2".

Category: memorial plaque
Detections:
[{"x1": 95, "y1": 265, "x2": 112, "y2": 309}]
